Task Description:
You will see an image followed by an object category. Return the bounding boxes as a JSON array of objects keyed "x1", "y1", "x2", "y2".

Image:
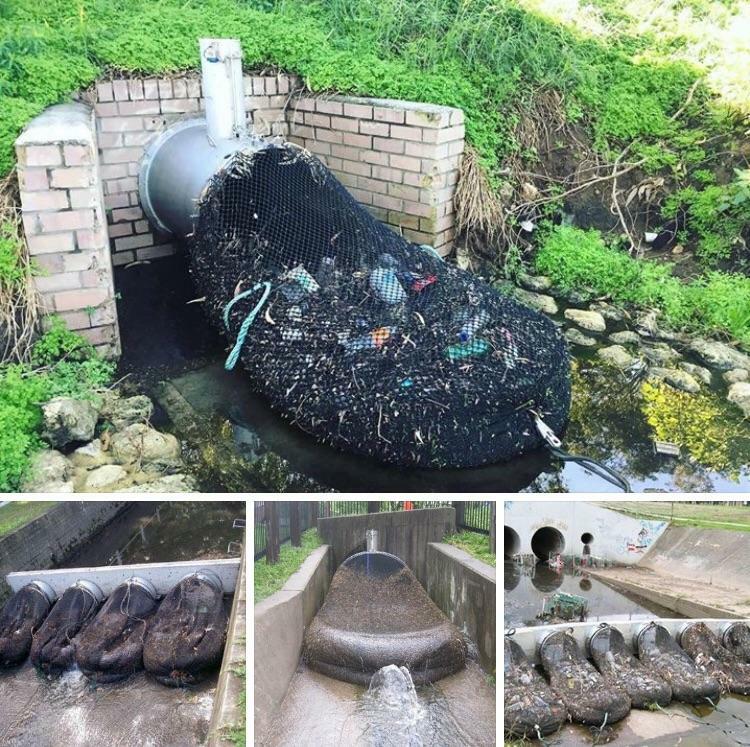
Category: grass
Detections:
[
  {"x1": 444, "y1": 529, "x2": 496, "y2": 566},
  {"x1": 226, "y1": 662, "x2": 246, "y2": 747},
  {"x1": 0, "y1": 501, "x2": 57, "y2": 537},
  {"x1": 254, "y1": 527, "x2": 322, "y2": 603},
  {"x1": 601, "y1": 501, "x2": 750, "y2": 532}
]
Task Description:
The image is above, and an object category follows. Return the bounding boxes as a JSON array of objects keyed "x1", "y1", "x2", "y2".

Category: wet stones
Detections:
[
  {"x1": 679, "y1": 361, "x2": 712, "y2": 385},
  {"x1": 727, "y1": 382, "x2": 750, "y2": 417},
  {"x1": 680, "y1": 622, "x2": 750, "y2": 696},
  {"x1": 724, "y1": 368, "x2": 749, "y2": 384},
  {"x1": 518, "y1": 273, "x2": 552, "y2": 293},
  {"x1": 84, "y1": 464, "x2": 129, "y2": 491},
  {"x1": 609, "y1": 330, "x2": 641, "y2": 345},
  {"x1": 40, "y1": 397, "x2": 98, "y2": 448},
  {"x1": 564, "y1": 308, "x2": 606, "y2": 332},
  {"x1": 689, "y1": 339, "x2": 750, "y2": 372},
  {"x1": 598, "y1": 345, "x2": 636, "y2": 369},
  {"x1": 647, "y1": 367, "x2": 701, "y2": 394},
  {"x1": 100, "y1": 393, "x2": 154, "y2": 430},
  {"x1": 504, "y1": 638, "x2": 567, "y2": 738},
  {"x1": 110, "y1": 423, "x2": 182, "y2": 469},
  {"x1": 564, "y1": 328, "x2": 597, "y2": 347},
  {"x1": 514, "y1": 288, "x2": 559, "y2": 315},
  {"x1": 641, "y1": 342, "x2": 681, "y2": 366},
  {"x1": 20, "y1": 449, "x2": 72, "y2": 493}
]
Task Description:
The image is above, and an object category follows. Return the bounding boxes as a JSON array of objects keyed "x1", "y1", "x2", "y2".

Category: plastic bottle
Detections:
[
  {"x1": 285, "y1": 265, "x2": 320, "y2": 293},
  {"x1": 446, "y1": 339, "x2": 489, "y2": 361},
  {"x1": 342, "y1": 326, "x2": 395, "y2": 353},
  {"x1": 370, "y1": 268, "x2": 407, "y2": 305},
  {"x1": 457, "y1": 309, "x2": 490, "y2": 343}
]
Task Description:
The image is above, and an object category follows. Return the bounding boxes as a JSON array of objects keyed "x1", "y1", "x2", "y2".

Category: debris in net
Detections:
[
  {"x1": 0, "y1": 583, "x2": 54, "y2": 668},
  {"x1": 540, "y1": 630, "x2": 631, "y2": 725},
  {"x1": 635, "y1": 622, "x2": 721, "y2": 704},
  {"x1": 143, "y1": 573, "x2": 227, "y2": 686},
  {"x1": 722, "y1": 622, "x2": 750, "y2": 662},
  {"x1": 74, "y1": 579, "x2": 159, "y2": 683},
  {"x1": 589, "y1": 623, "x2": 672, "y2": 708},
  {"x1": 188, "y1": 143, "x2": 571, "y2": 468},
  {"x1": 680, "y1": 622, "x2": 750, "y2": 696},
  {"x1": 504, "y1": 637, "x2": 567, "y2": 738},
  {"x1": 30, "y1": 582, "x2": 102, "y2": 676}
]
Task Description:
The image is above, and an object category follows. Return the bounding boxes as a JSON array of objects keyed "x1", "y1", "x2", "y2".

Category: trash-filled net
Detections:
[
  {"x1": 189, "y1": 143, "x2": 571, "y2": 468},
  {"x1": 0, "y1": 584, "x2": 53, "y2": 668}
]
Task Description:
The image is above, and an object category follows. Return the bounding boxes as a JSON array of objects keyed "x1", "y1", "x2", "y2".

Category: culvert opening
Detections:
[
  {"x1": 581, "y1": 532, "x2": 594, "y2": 544},
  {"x1": 531, "y1": 526, "x2": 565, "y2": 560},
  {"x1": 504, "y1": 526, "x2": 521, "y2": 558}
]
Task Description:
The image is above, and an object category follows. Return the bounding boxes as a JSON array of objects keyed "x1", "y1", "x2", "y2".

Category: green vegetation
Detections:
[
  {"x1": 0, "y1": 319, "x2": 114, "y2": 492},
  {"x1": 0, "y1": 500, "x2": 57, "y2": 537},
  {"x1": 601, "y1": 501, "x2": 750, "y2": 533},
  {"x1": 444, "y1": 530, "x2": 496, "y2": 566},
  {"x1": 535, "y1": 224, "x2": 750, "y2": 345},
  {"x1": 227, "y1": 662, "x2": 246, "y2": 747},
  {"x1": 254, "y1": 527, "x2": 322, "y2": 603}
]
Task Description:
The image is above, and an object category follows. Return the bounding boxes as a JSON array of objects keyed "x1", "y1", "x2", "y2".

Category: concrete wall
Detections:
[
  {"x1": 426, "y1": 542, "x2": 495, "y2": 675},
  {"x1": 317, "y1": 507, "x2": 455, "y2": 584},
  {"x1": 0, "y1": 501, "x2": 125, "y2": 597},
  {"x1": 254, "y1": 544, "x2": 332, "y2": 743},
  {"x1": 503, "y1": 500, "x2": 668, "y2": 564}
]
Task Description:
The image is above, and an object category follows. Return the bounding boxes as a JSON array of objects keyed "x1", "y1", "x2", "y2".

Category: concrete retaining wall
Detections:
[
  {"x1": 254, "y1": 544, "x2": 332, "y2": 743},
  {"x1": 0, "y1": 501, "x2": 125, "y2": 596},
  {"x1": 426, "y1": 542, "x2": 495, "y2": 674},
  {"x1": 317, "y1": 507, "x2": 455, "y2": 584}
]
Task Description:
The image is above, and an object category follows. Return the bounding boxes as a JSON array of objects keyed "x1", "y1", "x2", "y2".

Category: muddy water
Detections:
[
  {"x1": 261, "y1": 661, "x2": 495, "y2": 746},
  {"x1": 504, "y1": 561, "x2": 680, "y2": 627}
]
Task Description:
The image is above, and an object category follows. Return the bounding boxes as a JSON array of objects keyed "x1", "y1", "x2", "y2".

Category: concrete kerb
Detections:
[{"x1": 254, "y1": 544, "x2": 332, "y2": 742}]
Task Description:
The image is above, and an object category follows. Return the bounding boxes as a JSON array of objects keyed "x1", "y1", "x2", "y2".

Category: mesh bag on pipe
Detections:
[
  {"x1": 635, "y1": 622, "x2": 721, "y2": 704},
  {"x1": 0, "y1": 584, "x2": 53, "y2": 667},
  {"x1": 74, "y1": 580, "x2": 159, "y2": 683},
  {"x1": 540, "y1": 630, "x2": 631, "y2": 725},
  {"x1": 589, "y1": 624, "x2": 672, "y2": 708},
  {"x1": 189, "y1": 143, "x2": 571, "y2": 468},
  {"x1": 504, "y1": 637, "x2": 567, "y2": 738},
  {"x1": 30, "y1": 584, "x2": 101, "y2": 675},
  {"x1": 680, "y1": 622, "x2": 750, "y2": 696},
  {"x1": 143, "y1": 574, "x2": 227, "y2": 686},
  {"x1": 722, "y1": 622, "x2": 750, "y2": 662}
]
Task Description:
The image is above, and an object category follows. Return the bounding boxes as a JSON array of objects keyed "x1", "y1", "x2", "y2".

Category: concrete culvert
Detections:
[
  {"x1": 504, "y1": 526, "x2": 520, "y2": 558},
  {"x1": 581, "y1": 532, "x2": 594, "y2": 544},
  {"x1": 531, "y1": 526, "x2": 565, "y2": 560}
]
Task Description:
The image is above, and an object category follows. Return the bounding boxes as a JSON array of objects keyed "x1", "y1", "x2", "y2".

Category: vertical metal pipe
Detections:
[
  {"x1": 366, "y1": 529, "x2": 379, "y2": 552},
  {"x1": 199, "y1": 38, "x2": 246, "y2": 141}
]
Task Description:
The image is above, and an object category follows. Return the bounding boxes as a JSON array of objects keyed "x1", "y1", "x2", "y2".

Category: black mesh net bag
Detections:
[
  {"x1": 540, "y1": 630, "x2": 631, "y2": 725},
  {"x1": 189, "y1": 143, "x2": 571, "y2": 468},
  {"x1": 504, "y1": 636, "x2": 567, "y2": 738},
  {"x1": 722, "y1": 622, "x2": 750, "y2": 662},
  {"x1": 680, "y1": 622, "x2": 750, "y2": 696},
  {"x1": 635, "y1": 622, "x2": 721, "y2": 705},
  {"x1": 74, "y1": 579, "x2": 159, "y2": 683},
  {"x1": 30, "y1": 582, "x2": 102, "y2": 675},
  {"x1": 589, "y1": 623, "x2": 672, "y2": 708},
  {"x1": 143, "y1": 573, "x2": 227, "y2": 686},
  {"x1": 0, "y1": 583, "x2": 54, "y2": 668}
]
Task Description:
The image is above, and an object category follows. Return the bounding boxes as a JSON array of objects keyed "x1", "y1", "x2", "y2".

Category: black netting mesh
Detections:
[
  {"x1": 142, "y1": 575, "x2": 227, "y2": 686},
  {"x1": 0, "y1": 585, "x2": 52, "y2": 668},
  {"x1": 680, "y1": 622, "x2": 750, "y2": 696},
  {"x1": 723, "y1": 622, "x2": 750, "y2": 662},
  {"x1": 74, "y1": 581, "x2": 158, "y2": 683},
  {"x1": 30, "y1": 585, "x2": 101, "y2": 675},
  {"x1": 189, "y1": 143, "x2": 571, "y2": 467}
]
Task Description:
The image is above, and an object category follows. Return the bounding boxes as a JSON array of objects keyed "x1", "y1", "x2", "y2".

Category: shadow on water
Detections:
[{"x1": 116, "y1": 255, "x2": 750, "y2": 493}]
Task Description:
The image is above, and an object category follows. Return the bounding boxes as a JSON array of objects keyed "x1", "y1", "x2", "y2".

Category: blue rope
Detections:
[
  {"x1": 420, "y1": 244, "x2": 444, "y2": 261},
  {"x1": 222, "y1": 282, "x2": 272, "y2": 370}
]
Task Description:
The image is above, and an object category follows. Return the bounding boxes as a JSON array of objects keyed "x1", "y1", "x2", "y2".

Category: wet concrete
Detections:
[{"x1": 261, "y1": 661, "x2": 495, "y2": 746}]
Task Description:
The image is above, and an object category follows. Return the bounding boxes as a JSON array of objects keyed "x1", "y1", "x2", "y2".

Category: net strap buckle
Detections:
[{"x1": 529, "y1": 409, "x2": 562, "y2": 449}]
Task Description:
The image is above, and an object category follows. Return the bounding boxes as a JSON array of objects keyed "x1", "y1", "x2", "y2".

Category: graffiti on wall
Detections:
[{"x1": 626, "y1": 521, "x2": 667, "y2": 553}]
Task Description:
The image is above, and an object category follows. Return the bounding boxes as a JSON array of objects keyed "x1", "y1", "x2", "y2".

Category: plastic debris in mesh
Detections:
[
  {"x1": 504, "y1": 636, "x2": 567, "y2": 738},
  {"x1": 680, "y1": 622, "x2": 750, "y2": 696},
  {"x1": 189, "y1": 143, "x2": 571, "y2": 468},
  {"x1": 722, "y1": 622, "x2": 750, "y2": 662},
  {"x1": 635, "y1": 622, "x2": 721, "y2": 705},
  {"x1": 0, "y1": 584, "x2": 54, "y2": 668},
  {"x1": 74, "y1": 579, "x2": 159, "y2": 683},
  {"x1": 589, "y1": 623, "x2": 672, "y2": 708},
  {"x1": 143, "y1": 573, "x2": 227, "y2": 686},
  {"x1": 540, "y1": 630, "x2": 631, "y2": 725},
  {"x1": 30, "y1": 582, "x2": 102, "y2": 675}
]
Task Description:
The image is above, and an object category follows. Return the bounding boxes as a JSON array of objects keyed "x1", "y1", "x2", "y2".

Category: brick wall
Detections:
[{"x1": 15, "y1": 103, "x2": 120, "y2": 357}]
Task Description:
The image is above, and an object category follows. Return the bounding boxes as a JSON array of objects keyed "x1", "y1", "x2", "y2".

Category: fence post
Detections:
[
  {"x1": 367, "y1": 501, "x2": 379, "y2": 514},
  {"x1": 452, "y1": 501, "x2": 464, "y2": 529},
  {"x1": 266, "y1": 502, "x2": 280, "y2": 564},
  {"x1": 489, "y1": 502, "x2": 496, "y2": 554},
  {"x1": 290, "y1": 502, "x2": 301, "y2": 547}
]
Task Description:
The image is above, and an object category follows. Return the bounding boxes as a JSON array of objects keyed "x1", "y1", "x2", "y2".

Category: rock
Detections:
[
  {"x1": 609, "y1": 330, "x2": 641, "y2": 345},
  {"x1": 100, "y1": 393, "x2": 154, "y2": 430},
  {"x1": 518, "y1": 273, "x2": 552, "y2": 292},
  {"x1": 724, "y1": 369, "x2": 749, "y2": 385},
  {"x1": 110, "y1": 424, "x2": 182, "y2": 467},
  {"x1": 598, "y1": 345, "x2": 636, "y2": 369},
  {"x1": 647, "y1": 367, "x2": 701, "y2": 393},
  {"x1": 119, "y1": 474, "x2": 197, "y2": 493},
  {"x1": 70, "y1": 438, "x2": 109, "y2": 469},
  {"x1": 564, "y1": 309, "x2": 606, "y2": 332},
  {"x1": 565, "y1": 290, "x2": 591, "y2": 305},
  {"x1": 564, "y1": 328, "x2": 597, "y2": 347},
  {"x1": 590, "y1": 301, "x2": 625, "y2": 322},
  {"x1": 21, "y1": 449, "x2": 71, "y2": 492},
  {"x1": 728, "y1": 383, "x2": 750, "y2": 417},
  {"x1": 41, "y1": 397, "x2": 98, "y2": 448},
  {"x1": 515, "y1": 289, "x2": 558, "y2": 315},
  {"x1": 84, "y1": 464, "x2": 129, "y2": 491},
  {"x1": 642, "y1": 343, "x2": 681, "y2": 365},
  {"x1": 690, "y1": 339, "x2": 750, "y2": 372},
  {"x1": 679, "y1": 362, "x2": 712, "y2": 385},
  {"x1": 635, "y1": 310, "x2": 660, "y2": 338}
]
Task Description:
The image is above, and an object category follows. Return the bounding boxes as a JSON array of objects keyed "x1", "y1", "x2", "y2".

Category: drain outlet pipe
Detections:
[
  {"x1": 366, "y1": 529, "x2": 379, "y2": 552},
  {"x1": 138, "y1": 39, "x2": 266, "y2": 240}
]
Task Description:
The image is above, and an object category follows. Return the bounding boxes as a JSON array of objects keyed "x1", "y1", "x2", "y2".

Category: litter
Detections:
[
  {"x1": 0, "y1": 582, "x2": 55, "y2": 668},
  {"x1": 680, "y1": 622, "x2": 750, "y2": 696}
]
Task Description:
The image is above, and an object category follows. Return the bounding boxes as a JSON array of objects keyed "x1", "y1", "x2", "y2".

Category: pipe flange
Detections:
[
  {"x1": 675, "y1": 621, "x2": 697, "y2": 647},
  {"x1": 586, "y1": 622, "x2": 612, "y2": 657},
  {"x1": 720, "y1": 621, "x2": 748, "y2": 647},
  {"x1": 28, "y1": 580, "x2": 57, "y2": 605},
  {"x1": 73, "y1": 579, "x2": 105, "y2": 603},
  {"x1": 181, "y1": 570, "x2": 223, "y2": 593},
  {"x1": 126, "y1": 576, "x2": 158, "y2": 600}
]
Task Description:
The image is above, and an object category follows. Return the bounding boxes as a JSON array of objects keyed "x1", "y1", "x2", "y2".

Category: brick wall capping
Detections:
[
  {"x1": 306, "y1": 93, "x2": 460, "y2": 118},
  {"x1": 16, "y1": 103, "x2": 94, "y2": 147}
]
